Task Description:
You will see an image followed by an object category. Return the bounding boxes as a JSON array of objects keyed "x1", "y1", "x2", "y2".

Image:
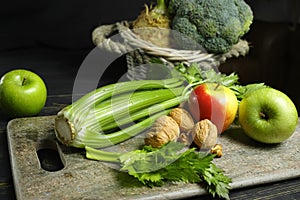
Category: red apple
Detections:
[{"x1": 188, "y1": 83, "x2": 238, "y2": 133}]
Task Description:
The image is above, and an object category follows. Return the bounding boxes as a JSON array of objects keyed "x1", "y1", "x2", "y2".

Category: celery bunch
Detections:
[{"x1": 54, "y1": 78, "x2": 187, "y2": 148}]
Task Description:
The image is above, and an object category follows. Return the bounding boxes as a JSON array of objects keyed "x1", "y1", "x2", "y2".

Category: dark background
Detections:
[
  {"x1": 0, "y1": 0, "x2": 299, "y2": 110},
  {"x1": 0, "y1": 0, "x2": 152, "y2": 50}
]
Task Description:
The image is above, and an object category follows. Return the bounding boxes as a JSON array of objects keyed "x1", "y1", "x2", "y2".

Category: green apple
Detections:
[
  {"x1": 0, "y1": 69, "x2": 47, "y2": 118},
  {"x1": 239, "y1": 87, "x2": 298, "y2": 144}
]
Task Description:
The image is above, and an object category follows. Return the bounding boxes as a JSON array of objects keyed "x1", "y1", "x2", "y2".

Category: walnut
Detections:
[
  {"x1": 177, "y1": 131, "x2": 193, "y2": 146},
  {"x1": 192, "y1": 119, "x2": 218, "y2": 150},
  {"x1": 169, "y1": 108, "x2": 194, "y2": 132},
  {"x1": 144, "y1": 115, "x2": 180, "y2": 148},
  {"x1": 210, "y1": 144, "x2": 223, "y2": 158}
]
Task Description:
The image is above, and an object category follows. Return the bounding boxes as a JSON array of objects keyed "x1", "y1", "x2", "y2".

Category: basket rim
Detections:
[{"x1": 92, "y1": 21, "x2": 250, "y2": 65}]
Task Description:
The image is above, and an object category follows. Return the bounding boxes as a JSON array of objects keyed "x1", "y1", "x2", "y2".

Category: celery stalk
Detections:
[
  {"x1": 100, "y1": 95, "x2": 188, "y2": 131},
  {"x1": 85, "y1": 146, "x2": 120, "y2": 163},
  {"x1": 62, "y1": 78, "x2": 183, "y2": 128},
  {"x1": 84, "y1": 87, "x2": 184, "y2": 132}
]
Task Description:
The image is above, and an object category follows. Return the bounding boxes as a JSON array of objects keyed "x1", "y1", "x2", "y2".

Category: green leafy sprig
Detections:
[
  {"x1": 174, "y1": 62, "x2": 267, "y2": 102},
  {"x1": 86, "y1": 142, "x2": 232, "y2": 199}
]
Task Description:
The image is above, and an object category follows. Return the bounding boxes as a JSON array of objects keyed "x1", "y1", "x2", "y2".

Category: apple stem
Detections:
[
  {"x1": 22, "y1": 78, "x2": 26, "y2": 86},
  {"x1": 259, "y1": 112, "x2": 268, "y2": 120},
  {"x1": 214, "y1": 83, "x2": 220, "y2": 90}
]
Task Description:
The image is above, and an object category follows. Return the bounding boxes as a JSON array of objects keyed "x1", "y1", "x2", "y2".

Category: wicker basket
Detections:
[{"x1": 92, "y1": 21, "x2": 250, "y2": 80}]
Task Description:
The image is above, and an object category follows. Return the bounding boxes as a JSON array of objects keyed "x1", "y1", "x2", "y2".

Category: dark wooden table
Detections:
[{"x1": 0, "y1": 46, "x2": 299, "y2": 200}]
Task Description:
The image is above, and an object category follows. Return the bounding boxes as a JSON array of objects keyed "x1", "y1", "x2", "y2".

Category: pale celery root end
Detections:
[{"x1": 54, "y1": 115, "x2": 76, "y2": 146}]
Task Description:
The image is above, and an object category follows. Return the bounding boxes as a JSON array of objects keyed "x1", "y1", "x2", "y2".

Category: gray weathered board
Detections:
[{"x1": 7, "y1": 116, "x2": 300, "y2": 200}]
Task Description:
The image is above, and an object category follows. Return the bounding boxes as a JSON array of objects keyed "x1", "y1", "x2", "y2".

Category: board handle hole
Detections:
[{"x1": 36, "y1": 139, "x2": 65, "y2": 172}]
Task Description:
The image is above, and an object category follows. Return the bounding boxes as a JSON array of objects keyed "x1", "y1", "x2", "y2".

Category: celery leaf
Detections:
[{"x1": 119, "y1": 141, "x2": 231, "y2": 199}]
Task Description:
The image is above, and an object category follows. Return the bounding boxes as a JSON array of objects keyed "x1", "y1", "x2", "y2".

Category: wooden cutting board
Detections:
[{"x1": 7, "y1": 116, "x2": 300, "y2": 200}]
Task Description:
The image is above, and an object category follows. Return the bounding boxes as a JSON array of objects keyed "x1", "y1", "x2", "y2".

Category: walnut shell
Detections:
[
  {"x1": 169, "y1": 108, "x2": 194, "y2": 132},
  {"x1": 192, "y1": 119, "x2": 218, "y2": 150},
  {"x1": 144, "y1": 115, "x2": 180, "y2": 148},
  {"x1": 211, "y1": 144, "x2": 223, "y2": 158},
  {"x1": 177, "y1": 131, "x2": 193, "y2": 146}
]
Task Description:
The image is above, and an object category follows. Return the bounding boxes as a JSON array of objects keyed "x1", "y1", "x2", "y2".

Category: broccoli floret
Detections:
[
  {"x1": 168, "y1": 0, "x2": 182, "y2": 15},
  {"x1": 234, "y1": 0, "x2": 253, "y2": 35},
  {"x1": 171, "y1": 16, "x2": 204, "y2": 50},
  {"x1": 168, "y1": 0, "x2": 253, "y2": 53}
]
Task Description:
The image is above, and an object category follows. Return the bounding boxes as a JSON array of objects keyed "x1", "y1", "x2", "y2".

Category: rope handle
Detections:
[{"x1": 92, "y1": 21, "x2": 132, "y2": 54}]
